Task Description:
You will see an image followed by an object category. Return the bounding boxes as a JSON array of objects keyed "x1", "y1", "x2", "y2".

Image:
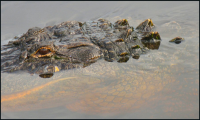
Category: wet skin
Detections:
[{"x1": 1, "y1": 19, "x2": 162, "y2": 78}]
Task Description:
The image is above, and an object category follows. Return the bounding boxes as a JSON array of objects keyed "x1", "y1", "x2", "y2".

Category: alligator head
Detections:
[{"x1": 1, "y1": 19, "x2": 161, "y2": 78}]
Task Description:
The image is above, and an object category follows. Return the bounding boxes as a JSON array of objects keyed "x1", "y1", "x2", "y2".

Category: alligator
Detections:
[
  {"x1": 1, "y1": 18, "x2": 171, "y2": 78},
  {"x1": 1, "y1": 19, "x2": 196, "y2": 117}
]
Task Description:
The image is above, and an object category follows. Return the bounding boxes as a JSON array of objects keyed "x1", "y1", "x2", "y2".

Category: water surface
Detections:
[{"x1": 1, "y1": 1, "x2": 199, "y2": 119}]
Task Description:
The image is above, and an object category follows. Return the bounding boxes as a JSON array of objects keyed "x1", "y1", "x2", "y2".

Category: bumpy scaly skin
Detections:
[
  {"x1": 169, "y1": 36, "x2": 184, "y2": 44},
  {"x1": 1, "y1": 19, "x2": 160, "y2": 78},
  {"x1": 136, "y1": 19, "x2": 154, "y2": 32}
]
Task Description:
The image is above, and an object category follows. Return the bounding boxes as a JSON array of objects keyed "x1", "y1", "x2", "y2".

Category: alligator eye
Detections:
[
  {"x1": 38, "y1": 48, "x2": 50, "y2": 55},
  {"x1": 30, "y1": 47, "x2": 54, "y2": 58}
]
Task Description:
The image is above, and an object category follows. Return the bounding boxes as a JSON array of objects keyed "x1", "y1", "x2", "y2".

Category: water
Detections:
[{"x1": 1, "y1": 1, "x2": 199, "y2": 119}]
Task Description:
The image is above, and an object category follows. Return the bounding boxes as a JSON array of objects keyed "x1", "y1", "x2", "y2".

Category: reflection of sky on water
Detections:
[{"x1": 1, "y1": 1, "x2": 199, "y2": 119}]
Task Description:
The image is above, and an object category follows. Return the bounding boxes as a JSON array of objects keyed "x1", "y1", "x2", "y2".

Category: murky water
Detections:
[{"x1": 1, "y1": 1, "x2": 199, "y2": 119}]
